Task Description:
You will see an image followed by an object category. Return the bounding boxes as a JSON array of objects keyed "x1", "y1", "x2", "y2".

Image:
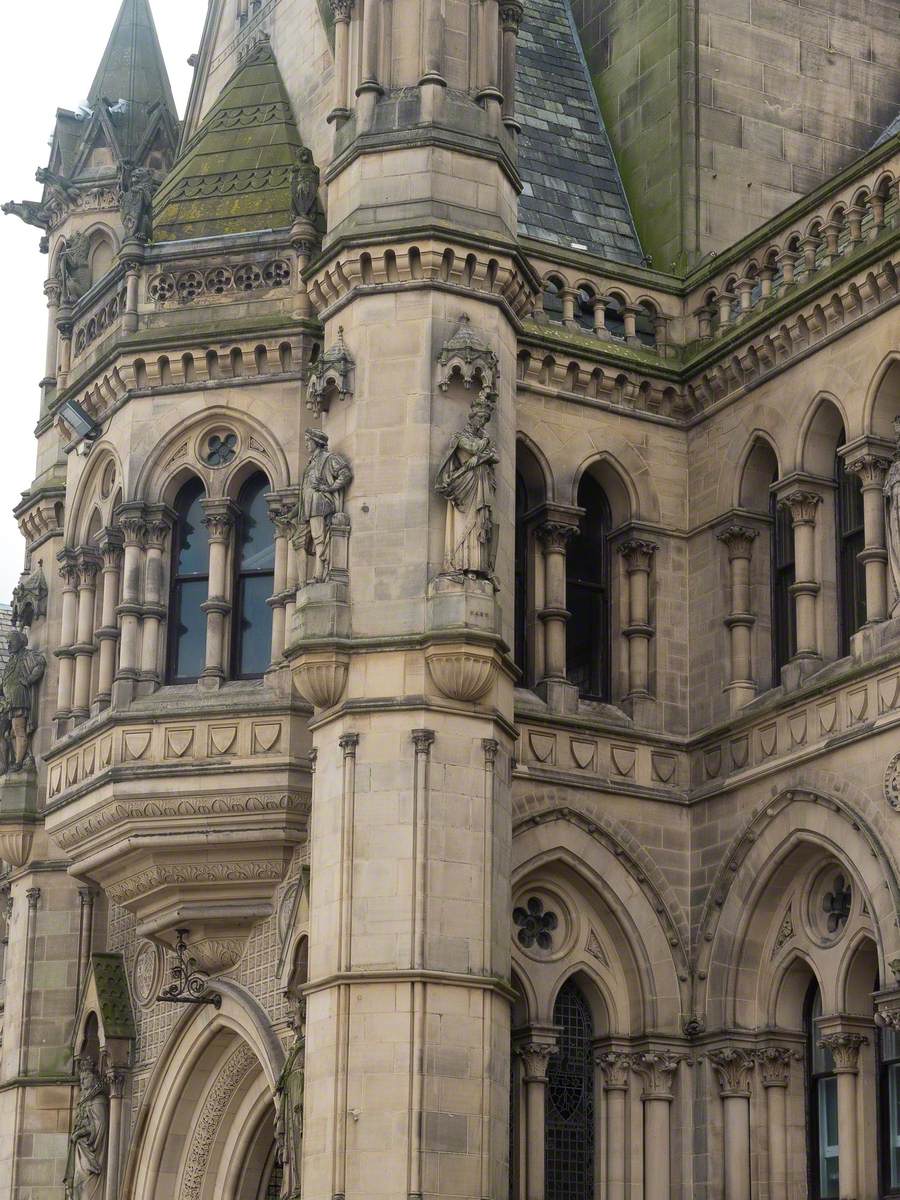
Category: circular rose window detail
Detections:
[
  {"x1": 807, "y1": 865, "x2": 853, "y2": 945},
  {"x1": 514, "y1": 896, "x2": 559, "y2": 950},
  {"x1": 201, "y1": 430, "x2": 239, "y2": 467}
]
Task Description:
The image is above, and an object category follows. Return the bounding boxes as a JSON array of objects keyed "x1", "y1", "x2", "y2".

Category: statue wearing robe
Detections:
[
  {"x1": 64, "y1": 1062, "x2": 108, "y2": 1200},
  {"x1": 275, "y1": 1017, "x2": 305, "y2": 1199},
  {"x1": 435, "y1": 393, "x2": 499, "y2": 579}
]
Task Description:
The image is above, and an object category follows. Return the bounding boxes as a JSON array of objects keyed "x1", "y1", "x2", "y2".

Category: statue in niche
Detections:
[
  {"x1": 119, "y1": 164, "x2": 158, "y2": 241},
  {"x1": 0, "y1": 630, "x2": 46, "y2": 773},
  {"x1": 290, "y1": 148, "x2": 320, "y2": 223},
  {"x1": 56, "y1": 231, "x2": 91, "y2": 304},
  {"x1": 287, "y1": 429, "x2": 353, "y2": 583},
  {"x1": 275, "y1": 1001, "x2": 306, "y2": 1200},
  {"x1": 886, "y1": 417, "x2": 900, "y2": 617},
  {"x1": 64, "y1": 1059, "x2": 108, "y2": 1200},
  {"x1": 435, "y1": 390, "x2": 499, "y2": 580}
]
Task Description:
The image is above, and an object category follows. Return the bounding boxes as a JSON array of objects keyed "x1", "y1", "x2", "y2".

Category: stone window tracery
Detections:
[
  {"x1": 167, "y1": 478, "x2": 209, "y2": 683},
  {"x1": 231, "y1": 472, "x2": 275, "y2": 679},
  {"x1": 545, "y1": 980, "x2": 594, "y2": 1200},
  {"x1": 513, "y1": 896, "x2": 558, "y2": 951}
]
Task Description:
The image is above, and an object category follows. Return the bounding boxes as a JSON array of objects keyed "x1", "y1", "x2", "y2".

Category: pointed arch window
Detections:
[
  {"x1": 514, "y1": 472, "x2": 529, "y2": 677},
  {"x1": 167, "y1": 478, "x2": 208, "y2": 683},
  {"x1": 806, "y1": 983, "x2": 839, "y2": 1198},
  {"x1": 835, "y1": 445, "x2": 865, "y2": 654},
  {"x1": 545, "y1": 979, "x2": 594, "y2": 1200},
  {"x1": 232, "y1": 472, "x2": 275, "y2": 678},
  {"x1": 771, "y1": 485, "x2": 796, "y2": 678},
  {"x1": 567, "y1": 475, "x2": 611, "y2": 699}
]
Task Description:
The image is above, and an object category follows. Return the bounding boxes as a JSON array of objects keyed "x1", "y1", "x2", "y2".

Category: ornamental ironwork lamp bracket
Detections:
[{"x1": 156, "y1": 929, "x2": 222, "y2": 1009}]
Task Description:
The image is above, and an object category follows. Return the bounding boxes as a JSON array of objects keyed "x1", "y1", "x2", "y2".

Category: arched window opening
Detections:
[
  {"x1": 635, "y1": 301, "x2": 658, "y2": 347},
  {"x1": 881, "y1": 1008, "x2": 900, "y2": 1191},
  {"x1": 574, "y1": 288, "x2": 594, "y2": 331},
  {"x1": 545, "y1": 980, "x2": 594, "y2": 1200},
  {"x1": 232, "y1": 472, "x2": 275, "y2": 678},
  {"x1": 603, "y1": 294, "x2": 625, "y2": 339},
  {"x1": 806, "y1": 982, "x2": 839, "y2": 1198},
  {"x1": 771, "y1": 478, "x2": 796, "y2": 679},
  {"x1": 835, "y1": 437, "x2": 865, "y2": 654},
  {"x1": 514, "y1": 472, "x2": 529, "y2": 677},
  {"x1": 543, "y1": 278, "x2": 564, "y2": 323},
  {"x1": 167, "y1": 478, "x2": 208, "y2": 683},
  {"x1": 567, "y1": 474, "x2": 611, "y2": 699}
]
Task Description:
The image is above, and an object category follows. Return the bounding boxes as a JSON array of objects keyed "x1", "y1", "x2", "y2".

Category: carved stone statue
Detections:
[
  {"x1": 11, "y1": 562, "x2": 48, "y2": 629},
  {"x1": 0, "y1": 630, "x2": 46, "y2": 773},
  {"x1": 275, "y1": 1007, "x2": 305, "y2": 1200},
  {"x1": 63, "y1": 1060, "x2": 108, "y2": 1200},
  {"x1": 435, "y1": 391, "x2": 499, "y2": 579},
  {"x1": 56, "y1": 231, "x2": 91, "y2": 304},
  {"x1": 290, "y1": 148, "x2": 320, "y2": 222},
  {"x1": 885, "y1": 417, "x2": 900, "y2": 617},
  {"x1": 119, "y1": 165, "x2": 158, "y2": 241},
  {"x1": 288, "y1": 430, "x2": 353, "y2": 583}
]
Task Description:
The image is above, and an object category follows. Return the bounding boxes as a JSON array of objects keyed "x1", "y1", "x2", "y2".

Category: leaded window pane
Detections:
[
  {"x1": 545, "y1": 980, "x2": 594, "y2": 1200},
  {"x1": 233, "y1": 472, "x2": 274, "y2": 678},
  {"x1": 566, "y1": 475, "x2": 610, "y2": 700},
  {"x1": 817, "y1": 1076, "x2": 839, "y2": 1197},
  {"x1": 889, "y1": 1063, "x2": 900, "y2": 1187},
  {"x1": 168, "y1": 478, "x2": 208, "y2": 683}
]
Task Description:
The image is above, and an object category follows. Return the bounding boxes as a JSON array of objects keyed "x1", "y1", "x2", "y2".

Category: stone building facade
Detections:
[{"x1": 0, "y1": 0, "x2": 899, "y2": 1198}]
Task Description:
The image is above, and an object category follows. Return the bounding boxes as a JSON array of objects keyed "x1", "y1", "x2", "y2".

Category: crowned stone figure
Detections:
[
  {"x1": 288, "y1": 430, "x2": 353, "y2": 583},
  {"x1": 435, "y1": 391, "x2": 500, "y2": 580},
  {"x1": 885, "y1": 416, "x2": 900, "y2": 617},
  {"x1": 275, "y1": 1004, "x2": 306, "y2": 1199},
  {"x1": 64, "y1": 1060, "x2": 108, "y2": 1200},
  {"x1": 119, "y1": 164, "x2": 158, "y2": 242},
  {"x1": 0, "y1": 630, "x2": 46, "y2": 773}
]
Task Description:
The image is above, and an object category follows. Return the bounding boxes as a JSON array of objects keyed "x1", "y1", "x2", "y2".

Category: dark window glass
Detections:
[
  {"x1": 635, "y1": 303, "x2": 657, "y2": 347},
  {"x1": 543, "y1": 281, "x2": 564, "y2": 322},
  {"x1": 836, "y1": 448, "x2": 865, "y2": 654},
  {"x1": 514, "y1": 473, "x2": 528, "y2": 679},
  {"x1": 575, "y1": 289, "x2": 594, "y2": 331},
  {"x1": 545, "y1": 980, "x2": 594, "y2": 1200},
  {"x1": 771, "y1": 485, "x2": 796, "y2": 679},
  {"x1": 881, "y1": 1025, "x2": 900, "y2": 1193},
  {"x1": 567, "y1": 475, "x2": 610, "y2": 699},
  {"x1": 603, "y1": 296, "x2": 626, "y2": 339},
  {"x1": 807, "y1": 984, "x2": 839, "y2": 1199},
  {"x1": 232, "y1": 473, "x2": 275, "y2": 678},
  {"x1": 168, "y1": 478, "x2": 208, "y2": 683}
]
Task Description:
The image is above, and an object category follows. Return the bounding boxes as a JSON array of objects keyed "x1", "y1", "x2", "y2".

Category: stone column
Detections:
[
  {"x1": 356, "y1": 0, "x2": 383, "y2": 128},
  {"x1": 56, "y1": 312, "x2": 73, "y2": 391},
  {"x1": 199, "y1": 500, "x2": 236, "y2": 690},
  {"x1": 139, "y1": 511, "x2": 171, "y2": 692},
  {"x1": 54, "y1": 551, "x2": 79, "y2": 724},
  {"x1": 419, "y1": 0, "x2": 446, "y2": 121},
  {"x1": 329, "y1": 0, "x2": 355, "y2": 124},
  {"x1": 755, "y1": 1047, "x2": 792, "y2": 1200},
  {"x1": 499, "y1": 2, "x2": 524, "y2": 130},
  {"x1": 777, "y1": 249, "x2": 798, "y2": 288},
  {"x1": 618, "y1": 539, "x2": 657, "y2": 699},
  {"x1": 778, "y1": 491, "x2": 822, "y2": 660},
  {"x1": 267, "y1": 495, "x2": 293, "y2": 665},
  {"x1": 113, "y1": 509, "x2": 146, "y2": 705},
  {"x1": 820, "y1": 1032, "x2": 868, "y2": 1200},
  {"x1": 845, "y1": 453, "x2": 891, "y2": 624},
  {"x1": 709, "y1": 1049, "x2": 755, "y2": 1200},
  {"x1": 596, "y1": 1050, "x2": 630, "y2": 1200},
  {"x1": 537, "y1": 522, "x2": 576, "y2": 683},
  {"x1": 95, "y1": 530, "x2": 124, "y2": 710},
  {"x1": 516, "y1": 1033, "x2": 558, "y2": 1200},
  {"x1": 476, "y1": 0, "x2": 503, "y2": 130},
  {"x1": 72, "y1": 551, "x2": 102, "y2": 720},
  {"x1": 42, "y1": 279, "x2": 60, "y2": 412},
  {"x1": 105, "y1": 1069, "x2": 125, "y2": 1200},
  {"x1": 716, "y1": 525, "x2": 759, "y2": 711},
  {"x1": 631, "y1": 1051, "x2": 681, "y2": 1200}
]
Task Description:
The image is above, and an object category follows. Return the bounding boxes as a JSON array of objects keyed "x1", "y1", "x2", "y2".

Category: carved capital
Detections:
[
  {"x1": 57, "y1": 548, "x2": 79, "y2": 589},
  {"x1": 515, "y1": 1040, "x2": 559, "y2": 1080},
  {"x1": 339, "y1": 732, "x2": 360, "y2": 755},
  {"x1": 536, "y1": 521, "x2": 578, "y2": 552},
  {"x1": 43, "y1": 279, "x2": 62, "y2": 307},
  {"x1": 116, "y1": 504, "x2": 147, "y2": 548},
  {"x1": 75, "y1": 551, "x2": 103, "y2": 588},
  {"x1": 500, "y1": 1, "x2": 525, "y2": 31},
  {"x1": 482, "y1": 737, "x2": 499, "y2": 765},
  {"x1": 411, "y1": 728, "x2": 435, "y2": 754},
  {"x1": 754, "y1": 1046, "x2": 793, "y2": 1087},
  {"x1": 201, "y1": 500, "x2": 236, "y2": 543},
  {"x1": 819, "y1": 1032, "x2": 868, "y2": 1072},
  {"x1": 778, "y1": 490, "x2": 821, "y2": 526},
  {"x1": 98, "y1": 528, "x2": 124, "y2": 566},
  {"x1": 106, "y1": 1069, "x2": 126, "y2": 1099},
  {"x1": 25, "y1": 887, "x2": 41, "y2": 910},
  {"x1": 845, "y1": 454, "x2": 891, "y2": 488},
  {"x1": 595, "y1": 1049, "x2": 630, "y2": 1090},
  {"x1": 618, "y1": 539, "x2": 658, "y2": 573},
  {"x1": 142, "y1": 519, "x2": 171, "y2": 551},
  {"x1": 630, "y1": 1049, "x2": 683, "y2": 1097},
  {"x1": 330, "y1": 0, "x2": 354, "y2": 19},
  {"x1": 716, "y1": 524, "x2": 759, "y2": 560},
  {"x1": 708, "y1": 1047, "x2": 755, "y2": 1096}
]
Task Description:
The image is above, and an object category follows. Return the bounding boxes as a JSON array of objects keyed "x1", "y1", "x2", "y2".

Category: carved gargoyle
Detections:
[
  {"x1": 291, "y1": 148, "x2": 320, "y2": 222},
  {"x1": 119, "y1": 164, "x2": 158, "y2": 242},
  {"x1": 56, "y1": 231, "x2": 92, "y2": 303},
  {"x1": 2, "y1": 200, "x2": 48, "y2": 230}
]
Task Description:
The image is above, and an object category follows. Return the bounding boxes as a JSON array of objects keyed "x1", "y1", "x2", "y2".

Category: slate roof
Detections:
[
  {"x1": 153, "y1": 40, "x2": 306, "y2": 242},
  {"x1": 515, "y1": 0, "x2": 642, "y2": 264},
  {"x1": 873, "y1": 111, "x2": 900, "y2": 149}
]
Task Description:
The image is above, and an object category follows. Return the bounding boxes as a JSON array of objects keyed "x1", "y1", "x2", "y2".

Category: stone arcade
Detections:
[{"x1": 0, "y1": 0, "x2": 899, "y2": 1198}]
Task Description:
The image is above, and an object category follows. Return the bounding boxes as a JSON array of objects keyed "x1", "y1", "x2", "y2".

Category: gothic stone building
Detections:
[{"x1": 1, "y1": 1, "x2": 900, "y2": 1198}]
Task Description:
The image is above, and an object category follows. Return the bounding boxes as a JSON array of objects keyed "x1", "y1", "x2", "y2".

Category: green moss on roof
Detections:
[{"x1": 153, "y1": 40, "x2": 305, "y2": 242}]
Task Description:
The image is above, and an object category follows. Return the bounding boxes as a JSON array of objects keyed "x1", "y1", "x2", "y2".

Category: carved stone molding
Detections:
[
  {"x1": 819, "y1": 1032, "x2": 868, "y2": 1072},
  {"x1": 595, "y1": 1049, "x2": 630, "y2": 1090},
  {"x1": 708, "y1": 1047, "x2": 755, "y2": 1096},
  {"x1": 181, "y1": 1044, "x2": 258, "y2": 1199},
  {"x1": 754, "y1": 1046, "x2": 794, "y2": 1087},
  {"x1": 425, "y1": 645, "x2": 497, "y2": 703},
  {"x1": 106, "y1": 861, "x2": 285, "y2": 907},
  {"x1": 630, "y1": 1050, "x2": 683, "y2": 1098}
]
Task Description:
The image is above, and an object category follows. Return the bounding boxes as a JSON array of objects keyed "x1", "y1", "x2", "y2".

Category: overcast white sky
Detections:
[{"x1": 0, "y1": 2, "x2": 207, "y2": 600}]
